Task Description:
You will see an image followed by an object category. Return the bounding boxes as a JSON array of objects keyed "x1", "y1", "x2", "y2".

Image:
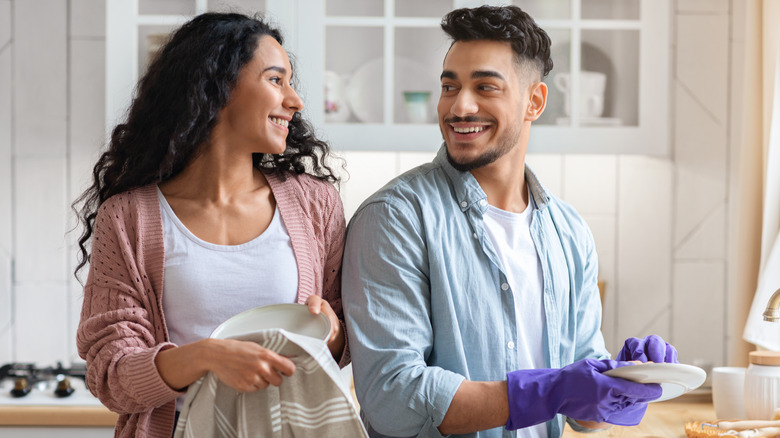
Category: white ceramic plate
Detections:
[
  {"x1": 210, "y1": 303, "x2": 331, "y2": 341},
  {"x1": 345, "y1": 57, "x2": 440, "y2": 123},
  {"x1": 603, "y1": 363, "x2": 707, "y2": 402}
]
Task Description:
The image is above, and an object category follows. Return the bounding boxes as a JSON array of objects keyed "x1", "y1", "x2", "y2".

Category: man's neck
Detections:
[{"x1": 470, "y1": 146, "x2": 529, "y2": 213}]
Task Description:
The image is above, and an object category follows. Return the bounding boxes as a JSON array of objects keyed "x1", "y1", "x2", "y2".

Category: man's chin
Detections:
[{"x1": 445, "y1": 148, "x2": 491, "y2": 172}]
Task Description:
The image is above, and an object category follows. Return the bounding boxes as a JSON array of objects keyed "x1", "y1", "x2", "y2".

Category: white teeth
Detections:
[
  {"x1": 270, "y1": 117, "x2": 289, "y2": 128},
  {"x1": 453, "y1": 126, "x2": 485, "y2": 134}
]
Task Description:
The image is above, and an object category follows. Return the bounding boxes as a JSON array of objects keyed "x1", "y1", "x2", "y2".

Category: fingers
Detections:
[
  {"x1": 305, "y1": 295, "x2": 323, "y2": 315},
  {"x1": 242, "y1": 355, "x2": 294, "y2": 392},
  {"x1": 642, "y1": 335, "x2": 668, "y2": 363},
  {"x1": 209, "y1": 340, "x2": 296, "y2": 393},
  {"x1": 617, "y1": 335, "x2": 678, "y2": 363},
  {"x1": 628, "y1": 382, "x2": 662, "y2": 402},
  {"x1": 665, "y1": 343, "x2": 679, "y2": 363},
  {"x1": 605, "y1": 401, "x2": 650, "y2": 426},
  {"x1": 305, "y1": 296, "x2": 341, "y2": 343}
]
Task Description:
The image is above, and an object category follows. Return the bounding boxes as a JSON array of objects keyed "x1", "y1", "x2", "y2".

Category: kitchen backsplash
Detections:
[{"x1": 0, "y1": 0, "x2": 742, "y2": 370}]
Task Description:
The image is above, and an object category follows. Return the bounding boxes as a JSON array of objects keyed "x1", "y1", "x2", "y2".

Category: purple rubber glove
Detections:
[
  {"x1": 617, "y1": 335, "x2": 678, "y2": 363},
  {"x1": 505, "y1": 359, "x2": 662, "y2": 430}
]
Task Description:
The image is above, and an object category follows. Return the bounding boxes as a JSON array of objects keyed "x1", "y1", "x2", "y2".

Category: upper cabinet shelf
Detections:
[{"x1": 106, "y1": 0, "x2": 670, "y2": 155}]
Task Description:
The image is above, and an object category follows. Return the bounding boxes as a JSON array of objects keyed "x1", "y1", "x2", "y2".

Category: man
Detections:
[{"x1": 342, "y1": 5, "x2": 677, "y2": 438}]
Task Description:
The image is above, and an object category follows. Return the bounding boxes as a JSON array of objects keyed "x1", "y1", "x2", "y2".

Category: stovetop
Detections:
[{"x1": 0, "y1": 363, "x2": 103, "y2": 406}]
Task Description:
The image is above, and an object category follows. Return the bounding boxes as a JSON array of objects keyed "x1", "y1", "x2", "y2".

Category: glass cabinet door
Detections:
[
  {"x1": 109, "y1": 0, "x2": 670, "y2": 155},
  {"x1": 506, "y1": 0, "x2": 668, "y2": 154},
  {"x1": 106, "y1": 0, "x2": 271, "y2": 134},
  {"x1": 296, "y1": 0, "x2": 469, "y2": 151},
  {"x1": 296, "y1": 0, "x2": 668, "y2": 154},
  {"x1": 514, "y1": 0, "x2": 640, "y2": 129}
]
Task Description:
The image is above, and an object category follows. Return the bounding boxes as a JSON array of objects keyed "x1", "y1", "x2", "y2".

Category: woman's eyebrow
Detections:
[{"x1": 263, "y1": 66, "x2": 287, "y2": 74}]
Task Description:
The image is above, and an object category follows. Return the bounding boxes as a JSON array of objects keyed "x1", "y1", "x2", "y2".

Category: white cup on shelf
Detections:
[{"x1": 553, "y1": 70, "x2": 607, "y2": 119}]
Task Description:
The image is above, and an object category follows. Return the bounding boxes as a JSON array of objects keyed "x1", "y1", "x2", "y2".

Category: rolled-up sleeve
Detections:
[{"x1": 342, "y1": 199, "x2": 465, "y2": 437}]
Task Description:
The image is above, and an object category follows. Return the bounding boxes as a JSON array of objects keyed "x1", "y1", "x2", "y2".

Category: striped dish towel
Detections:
[{"x1": 173, "y1": 329, "x2": 368, "y2": 438}]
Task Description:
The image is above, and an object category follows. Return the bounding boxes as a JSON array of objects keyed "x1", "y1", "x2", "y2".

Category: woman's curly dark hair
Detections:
[
  {"x1": 72, "y1": 12, "x2": 341, "y2": 279},
  {"x1": 441, "y1": 5, "x2": 553, "y2": 80}
]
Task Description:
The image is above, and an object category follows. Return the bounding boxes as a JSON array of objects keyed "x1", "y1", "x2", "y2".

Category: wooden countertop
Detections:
[
  {"x1": 0, "y1": 405, "x2": 117, "y2": 427},
  {"x1": 563, "y1": 393, "x2": 714, "y2": 437}
]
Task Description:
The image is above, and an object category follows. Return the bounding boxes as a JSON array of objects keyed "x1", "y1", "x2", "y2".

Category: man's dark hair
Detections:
[{"x1": 441, "y1": 5, "x2": 553, "y2": 80}]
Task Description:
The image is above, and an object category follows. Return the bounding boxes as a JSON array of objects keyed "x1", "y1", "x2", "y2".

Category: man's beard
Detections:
[{"x1": 442, "y1": 117, "x2": 521, "y2": 172}]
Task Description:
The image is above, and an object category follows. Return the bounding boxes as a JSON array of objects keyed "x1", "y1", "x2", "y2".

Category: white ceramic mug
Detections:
[
  {"x1": 712, "y1": 367, "x2": 747, "y2": 419},
  {"x1": 553, "y1": 71, "x2": 607, "y2": 118}
]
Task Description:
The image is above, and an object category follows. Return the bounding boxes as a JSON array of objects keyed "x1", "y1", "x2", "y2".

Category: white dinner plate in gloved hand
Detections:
[{"x1": 603, "y1": 363, "x2": 706, "y2": 402}]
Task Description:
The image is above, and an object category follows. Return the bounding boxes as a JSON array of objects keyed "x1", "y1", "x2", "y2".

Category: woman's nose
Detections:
[{"x1": 285, "y1": 86, "x2": 304, "y2": 112}]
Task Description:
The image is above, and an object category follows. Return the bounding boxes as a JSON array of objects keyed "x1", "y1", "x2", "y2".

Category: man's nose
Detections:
[{"x1": 450, "y1": 90, "x2": 478, "y2": 117}]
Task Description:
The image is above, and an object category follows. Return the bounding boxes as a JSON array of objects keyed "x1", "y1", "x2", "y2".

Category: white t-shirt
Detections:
[
  {"x1": 158, "y1": 187, "x2": 299, "y2": 346},
  {"x1": 483, "y1": 198, "x2": 547, "y2": 438},
  {"x1": 158, "y1": 188, "x2": 299, "y2": 410}
]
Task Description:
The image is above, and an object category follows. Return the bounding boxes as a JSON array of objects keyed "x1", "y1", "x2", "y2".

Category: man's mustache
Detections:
[{"x1": 443, "y1": 116, "x2": 494, "y2": 124}]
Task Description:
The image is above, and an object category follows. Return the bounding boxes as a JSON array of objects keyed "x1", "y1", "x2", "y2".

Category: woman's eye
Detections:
[{"x1": 269, "y1": 76, "x2": 281, "y2": 84}]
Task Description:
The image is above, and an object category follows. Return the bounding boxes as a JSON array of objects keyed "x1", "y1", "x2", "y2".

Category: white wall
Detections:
[{"x1": 0, "y1": 0, "x2": 744, "y2": 371}]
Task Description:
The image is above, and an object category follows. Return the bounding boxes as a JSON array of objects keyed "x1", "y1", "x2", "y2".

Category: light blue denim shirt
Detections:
[{"x1": 342, "y1": 146, "x2": 610, "y2": 438}]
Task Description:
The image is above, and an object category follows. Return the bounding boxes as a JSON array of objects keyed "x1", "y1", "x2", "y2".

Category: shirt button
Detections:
[
  {"x1": 507, "y1": 341, "x2": 515, "y2": 349},
  {"x1": 501, "y1": 283, "x2": 509, "y2": 291},
  {"x1": 472, "y1": 232, "x2": 478, "y2": 239},
  {"x1": 460, "y1": 201, "x2": 468, "y2": 208},
  {"x1": 479, "y1": 199, "x2": 487, "y2": 207}
]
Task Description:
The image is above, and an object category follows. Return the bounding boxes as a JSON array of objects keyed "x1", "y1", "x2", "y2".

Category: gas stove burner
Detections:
[
  {"x1": 54, "y1": 378, "x2": 75, "y2": 397},
  {"x1": 11, "y1": 377, "x2": 31, "y2": 397},
  {"x1": 0, "y1": 362, "x2": 88, "y2": 398}
]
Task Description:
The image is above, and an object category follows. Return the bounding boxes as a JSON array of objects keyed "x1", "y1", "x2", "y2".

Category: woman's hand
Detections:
[
  {"x1": 206, "y1": 339, "x2": 296, "y2": 392},
  {"x1": 155, "y1": 338, "x2": 296, "y2": 393},
  {"x1": 305, "y1": 295, "x2": 345, "y2": 360}
]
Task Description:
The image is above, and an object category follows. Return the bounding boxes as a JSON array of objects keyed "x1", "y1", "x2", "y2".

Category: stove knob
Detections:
[
  {"x1": 10, "y1": 377, "x2": 31, "y2": 397},
  {"x1": 54, "y1": 378, "x2": 75, "y2": 397}
]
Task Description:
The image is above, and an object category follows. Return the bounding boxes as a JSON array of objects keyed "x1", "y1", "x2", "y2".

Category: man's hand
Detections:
[
  {"x1": 505, "y1": 359, "x2": 662, "y2": 430},
  {"x1": 617, "y1": 335, "x2": 678, "y2": 363}
]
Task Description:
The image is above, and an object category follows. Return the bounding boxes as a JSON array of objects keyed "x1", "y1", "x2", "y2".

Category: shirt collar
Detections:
[{"x1": 434, "y1": 143, "x2": 552, "y2": 213}]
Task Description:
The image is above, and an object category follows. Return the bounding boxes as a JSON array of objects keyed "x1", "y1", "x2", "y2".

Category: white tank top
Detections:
[
  {"x1": 157, "y1": 187, "x2": 299, "y2": 348},
  {"x1": 483, "y1": 197, "x2": 547, "y2": 438}
]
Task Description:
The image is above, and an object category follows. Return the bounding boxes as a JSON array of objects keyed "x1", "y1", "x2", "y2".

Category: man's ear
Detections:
[{"x1": 526, "y1": 81, "x2": 548, "y2": 121}]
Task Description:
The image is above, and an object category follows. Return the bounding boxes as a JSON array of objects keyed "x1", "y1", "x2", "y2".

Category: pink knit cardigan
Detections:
[{"x1": 77, "y1": 171, "x2": 348, "y2": 437}]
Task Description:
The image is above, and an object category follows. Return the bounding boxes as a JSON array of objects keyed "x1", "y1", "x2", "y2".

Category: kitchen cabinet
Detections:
[
  {"x1": 106, "y1": 0, "x2": 670, "y2": 154},
  {"x1": 105, "y1": 0, "x2": 293, "y2": 134},
  {"x1": 293, "y1": 0, "x2": 670, "y2": 154}
]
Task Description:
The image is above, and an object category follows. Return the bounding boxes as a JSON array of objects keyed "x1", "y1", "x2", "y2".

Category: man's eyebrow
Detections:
[
  {"x1": 472, "y1": 70, "x2": 505, "y2": 80},
  {"x1": 441, "y1": 70, "x2": 457, "y2": 80}
]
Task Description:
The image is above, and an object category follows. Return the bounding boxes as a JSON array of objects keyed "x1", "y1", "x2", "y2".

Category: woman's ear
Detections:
[{"x1": 526, "y1": 81, "x2": 548, "y2": 122}]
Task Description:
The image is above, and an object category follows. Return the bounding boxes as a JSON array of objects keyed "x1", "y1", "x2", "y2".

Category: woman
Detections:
[{"x1": 73, "y1": 13, "x2": 347, "y2": 437}]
